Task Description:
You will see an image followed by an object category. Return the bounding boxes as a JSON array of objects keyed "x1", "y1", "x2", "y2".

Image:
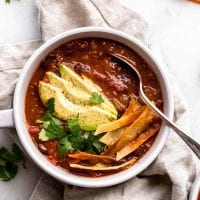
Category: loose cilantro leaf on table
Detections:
[
  {"x1": 0, "y1": 144, "x2": 26, "y2": 181},
  {"x1": 89, "y1": 92, "x2": 104, "y2": 105},
  {"x1": 5, "y1": 0, "x2": 20, "y2": 4},
  {"x1": 11, "y1": 144, "x2": 26, "y2": 164},
  {"x1": 0, "y1": 162, "x2": 18, "y2": 181}
]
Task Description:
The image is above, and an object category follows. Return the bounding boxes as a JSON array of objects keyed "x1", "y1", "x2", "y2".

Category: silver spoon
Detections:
[{"x1": 110, "y1": 53, "x2": 200, "y2": 159}]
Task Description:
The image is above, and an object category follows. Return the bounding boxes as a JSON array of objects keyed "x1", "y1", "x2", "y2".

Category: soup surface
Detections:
[{"x1": 25, "y1": 38, "x2": 162, "y2": 177}]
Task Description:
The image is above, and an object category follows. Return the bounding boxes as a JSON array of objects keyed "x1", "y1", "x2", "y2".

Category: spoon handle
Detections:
[{"x1": 140, "y1": 90, "x2": 200, "y2": 159}]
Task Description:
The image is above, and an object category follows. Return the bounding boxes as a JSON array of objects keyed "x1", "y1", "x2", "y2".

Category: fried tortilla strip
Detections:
[
  {"x1": 68, "y1": 152, "x2": 116, "y2": 165},
  {"x1": 105, "y1": 106, "x2": 157, "y2": 156},
  {"x1": 116, "y1": 124, "x2": 160, "y2": 161},
  {"x1": 100, "y1": 126, "x2": 127, "y2": 146},
  {"x1": 69, "y1": 157, "x2": 137, "y2": 171},
  {"x1": 95, "y1": 99, "x2": 143, "y2": 135}
]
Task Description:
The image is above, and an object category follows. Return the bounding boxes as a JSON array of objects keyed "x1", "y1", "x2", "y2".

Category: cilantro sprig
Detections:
[
  {"x1": 37, "y1": 98, "x2": 65, "y2": 141},
  {"x1": 89, "y1": 92, "x2": 104, "y2": 105},
  {"x1": 57, "y1": 118, "x2": 105, "y2": 156},
  {"x1": 57, "y1": 137, "x2": 73, "y2": 157},
  {"x1": 83, "y1": 132, "x2": 105, "y2": 154},
  {"x1": 37, "y1": 98, "x2": 105, "y2": 157},
  {"x1": 0, "y1": 144, "x2": 26, "y2": 181},
  {"x1": 36, "y1": 98, "x2": 57, "y2": 123},
  {"x1": 57, "y1": 119, "x2": 105, "y2": 156}
]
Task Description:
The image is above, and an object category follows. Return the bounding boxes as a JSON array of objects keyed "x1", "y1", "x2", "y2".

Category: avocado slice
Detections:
[
  {"x1": 59, "y1": 64, "x2": 95, "y2": 93},
  {"x1": 46, "y1": 72, "x2": 117, "y2": 115},
  {"x1": 59, "y1": 64, "x2": 117, "y2": 113},
  {"x1": 38, "y1": 81, "x2": 117, "y2": 131},
  {"x1": 46, "y1": 72, "x2": 90, "y2": 105}
]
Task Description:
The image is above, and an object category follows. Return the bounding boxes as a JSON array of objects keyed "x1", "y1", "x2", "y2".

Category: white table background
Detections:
[{"x1": 0, "y1": 0, "x2": 200, "y2": 199}]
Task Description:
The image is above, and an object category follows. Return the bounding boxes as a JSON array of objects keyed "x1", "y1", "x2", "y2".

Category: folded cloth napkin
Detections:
[{"x1": 0, "y1": 0, "x2": 196, "y2": 199}]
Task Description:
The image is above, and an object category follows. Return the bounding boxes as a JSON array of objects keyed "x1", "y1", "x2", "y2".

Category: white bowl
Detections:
[
  {"x1": 0, "y1": 27, "x2": 174, "y2": 187},
  {"x1": 190, "y1": 174, "x2": 200, "y2": 200}
]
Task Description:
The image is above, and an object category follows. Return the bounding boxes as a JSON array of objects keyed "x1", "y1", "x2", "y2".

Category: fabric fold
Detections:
[
  {"x1": 38, "y1": 0, "x2": 148, "y2": 43},
  {"x1": 0, "y1": 40, "x2": 42, "y2": 109}
]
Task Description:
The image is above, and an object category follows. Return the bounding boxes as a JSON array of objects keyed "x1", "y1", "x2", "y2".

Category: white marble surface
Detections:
[{"x1": 0, "y1": 0, "x2": 200, "y2": 199}]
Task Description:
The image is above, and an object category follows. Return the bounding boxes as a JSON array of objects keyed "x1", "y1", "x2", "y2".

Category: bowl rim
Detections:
[
  {"x1": 13, "y1": 27, "x2": 174, "y2": 188},
  {"x1": 190, "y1": 173, "x2": 200, "y2": 200}
]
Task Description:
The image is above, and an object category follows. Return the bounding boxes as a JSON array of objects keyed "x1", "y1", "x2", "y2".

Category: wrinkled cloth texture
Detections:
[{"x1": 0, "y1": 0, "x2": 196, "y2": 200}]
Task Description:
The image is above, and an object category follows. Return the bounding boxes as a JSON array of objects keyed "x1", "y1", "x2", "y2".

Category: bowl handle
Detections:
[{"x1": 0, "y1": 109, "x2": 14, "y2": 128}]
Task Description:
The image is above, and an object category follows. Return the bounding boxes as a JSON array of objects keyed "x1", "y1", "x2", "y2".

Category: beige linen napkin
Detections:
[{"x1": 0, "y1": 0, "x2": 196, "y2": 199}]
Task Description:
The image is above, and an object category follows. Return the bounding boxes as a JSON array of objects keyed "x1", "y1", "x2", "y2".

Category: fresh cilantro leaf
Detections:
[
  {"x1": 11, "y1": 144, "x2": 26, "y2": 162},
  {"x1": 0, "y1": 163, "x2": 18, "y2": 181},
  {"x1": 5, "y1": 0, "x2": 20, "y2": 4},
  {"x1": 84, "y1": 140, "x2": 96, "y2": 154},
  {"x1": 36, "y1": 112, "x2": 52, "y2": 123},
  {"x1": 11, "y1": 144, "x2": 26, "y2": 167},
  {"x1": 36, "y1": 98, "x2": 59, "y2": 124},
  {"x1": 39, "y1": 122, "x2": 66, "y2": 141},
  {"x1": 51, "y1": 117, "x2": 61, "y2": 125},
  {"x1": 92, "y1": 139, "x2": 105, "y2": 154},
  {"x1": 0, "y1": 144, "x2": 26, "y2": 164},
  {"x1": 47, "y1": 98, "x2": 55, "y2": 113},
  {"x1": 89, "y1": 92, "x2": 104, "y2": 105},
  {"x1": 37, "y1": 98, "x2": 66, "y2": 141},
  {"x1": 57, "y1": 137, "x2": 73, "y2": 157},
  {"x1": 0, "y1": 144, "x2": 26, "y2": 181},
  {"x1": 0, "y1": 158, "x2": 6, "y2": 166},
  {"x1": 45, "y1": 122, "x2": 65, "y2": 139},
  {"x1": 68, "y1": 118, "x2": 80, "y2": 134},
  {"x1": 69, "y1": 131, "x2": 84, "y2": 150},
  {"x1": 83, "y1": 132, "x2": 105, "y2": 154},
  {"x1": 67, "y1": 118, "x2": 84, "y2": 150},
  {"x1": 0, "y1": 147, "x2": 16, "y2": 162}
]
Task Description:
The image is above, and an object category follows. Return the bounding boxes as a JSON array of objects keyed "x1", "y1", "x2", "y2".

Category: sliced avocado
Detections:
[
  {"x1": 59, "y1": 64, "x2": 117, "y2": 114},
  {"x1": 46, "y1": 72, "x2": 117, "y2": 115},
  {"x1": 38, "y1": 81, "x2": 117, "y2": 131},
  {"x1": 59, "y1": 64, "x2": 94, "y2": 93},
  {"x1": 46, "y1": 72, "x2": 90, "y2": 105}
]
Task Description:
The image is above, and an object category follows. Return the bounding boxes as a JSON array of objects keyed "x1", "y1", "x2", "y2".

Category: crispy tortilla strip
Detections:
[
  {"x1": 68, "y1": 152, "x2": 115, "y2": 165},
  {"x1": 105, "y1": 106, "x2": 157, "y2": 156},
  {"x1": 69, "y1": 157, "x2": 137, "y2": 171},
  {"x1": 100, "y1": 126, "x2": 127, "y2": 146},
  {"x1": 116, "y1": 124, "x2": 160, "y2": 161},
  {"x1": 95, "y1": 99, "x2": 143, "y2": 135}
]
